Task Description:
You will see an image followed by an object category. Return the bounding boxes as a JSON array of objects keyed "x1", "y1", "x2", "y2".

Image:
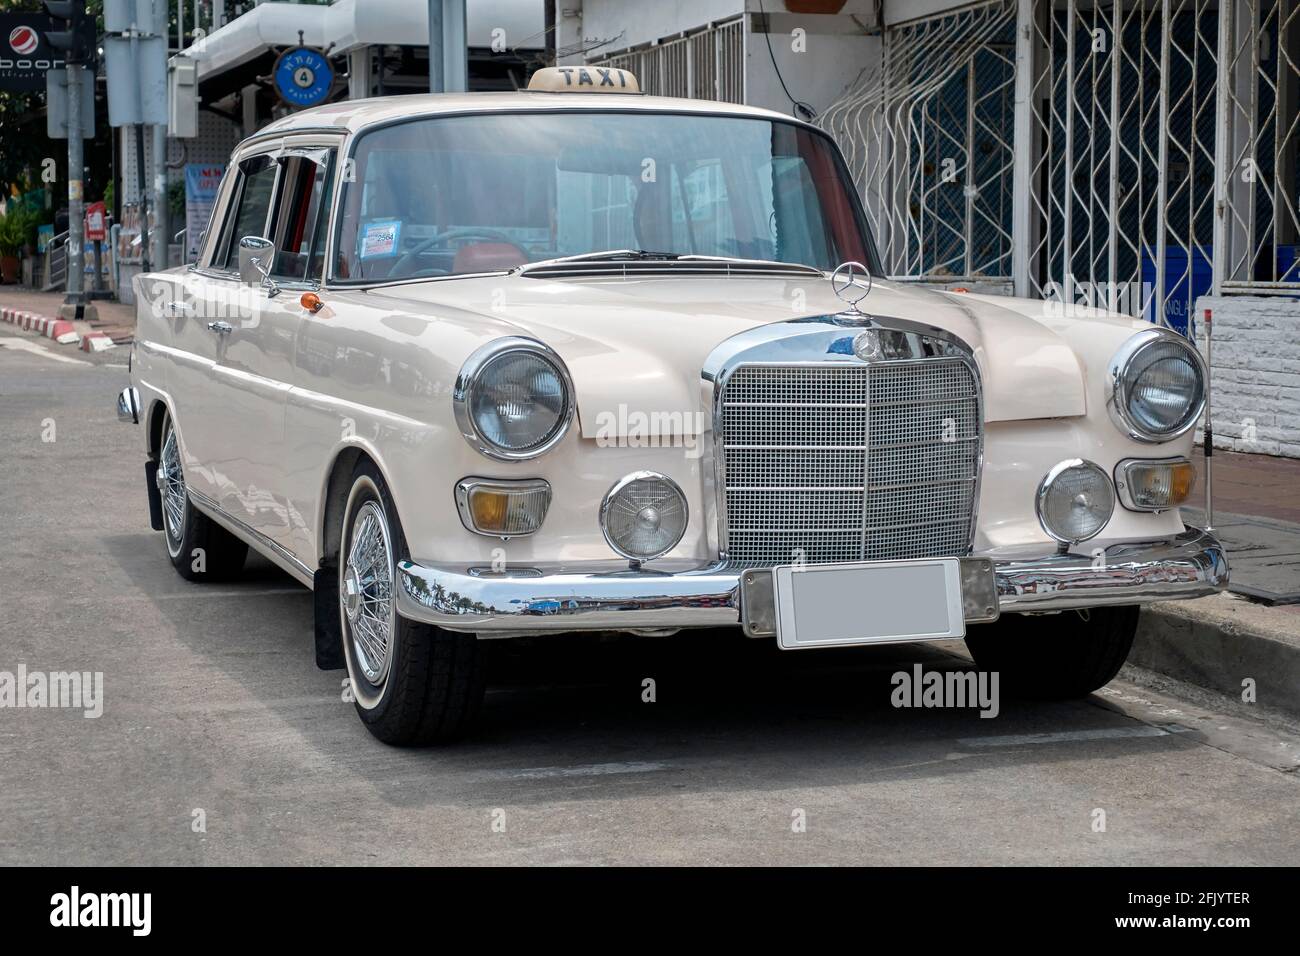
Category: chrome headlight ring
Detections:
[
  {"x1": 453, "y1": 337, "x2": 576, "y2": 461},
  {"x1": 599, "y1": 471, "x2": 689, "y2": 563},
  {"x1": 1035, "y1": 458, "x2": 1115, "y2": 546},
  {"x1": 1107, "y1": 328, "x2": 1207, "y2": 443}
]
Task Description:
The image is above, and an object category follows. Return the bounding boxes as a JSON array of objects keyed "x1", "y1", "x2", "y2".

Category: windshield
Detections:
[{"x1": 332, "y1": 110, "x2": 874, "y2": 282}]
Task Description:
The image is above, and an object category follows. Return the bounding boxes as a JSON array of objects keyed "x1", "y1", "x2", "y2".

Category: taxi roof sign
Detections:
[{"x1": 527, "y1": 66, "x2": 640, "y2": 94}]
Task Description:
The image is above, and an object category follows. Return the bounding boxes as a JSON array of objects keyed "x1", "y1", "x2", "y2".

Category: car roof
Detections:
[{"x1": 255, "y1": 91, "x2": 810, "y2": 138}]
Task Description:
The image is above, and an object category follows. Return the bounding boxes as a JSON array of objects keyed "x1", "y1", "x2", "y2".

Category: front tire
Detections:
[
  {"x1": 964, "y1": 605, "x2": 1139, "y2": 699},
  {"x1": 157, "y1": 411, "x2": 248, "y2": 581},
  {"x1": 339, "y1": 460, "x2": 484, "y2": 745}
]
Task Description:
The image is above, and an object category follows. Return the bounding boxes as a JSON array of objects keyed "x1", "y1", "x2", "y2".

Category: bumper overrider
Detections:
[{"x1": 396, "y1": 527, "x2": 1228, "y2": 637}]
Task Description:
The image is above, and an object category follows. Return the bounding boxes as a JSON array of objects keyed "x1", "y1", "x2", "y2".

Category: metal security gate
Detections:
[
  {"x1": 821, "y1": 0, "x2": 1299, "y2": 324},
  {"x1": 591, "y1": 18, "x2": 745, "y2": 103},
  {"x1": 821, "y1": 1, "x2": 1019, "y2": 282}
]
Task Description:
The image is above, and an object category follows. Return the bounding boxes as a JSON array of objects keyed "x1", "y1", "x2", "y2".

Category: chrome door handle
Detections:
[
  {"x1": 165, "y1": 301, "x2": 193, "y2": 316},
  {"x1": 206, "y1": 321, "x2": 233, "y2": 335}
]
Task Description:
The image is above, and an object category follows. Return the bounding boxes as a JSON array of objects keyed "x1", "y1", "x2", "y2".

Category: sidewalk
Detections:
[
  {"x1": 1186, "y1": 448, "x2": 1300, "y2": 604},
  {"x1": 0, "y1": 287, "x2": 136, "y2": 344}
]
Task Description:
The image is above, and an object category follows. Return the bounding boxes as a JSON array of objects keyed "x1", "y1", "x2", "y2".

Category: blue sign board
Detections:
[{"x1": 273, "y1": 47, "x2": 333, "y2": 108}]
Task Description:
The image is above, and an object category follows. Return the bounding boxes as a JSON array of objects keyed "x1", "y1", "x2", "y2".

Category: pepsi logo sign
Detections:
[{"x1": 9, "y1": 25, "x2": 38, "y2": 56}]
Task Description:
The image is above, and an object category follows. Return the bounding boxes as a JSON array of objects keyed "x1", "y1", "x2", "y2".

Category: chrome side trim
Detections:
[
  {"x1": 116, "y1": 387, "x2": 140, "y2": 424},
  {"x1": 395, "y1": 526, "x2": 1228, "y2": 635},
  {"x1": 187, "y1": 488, "x2": 314, "y2": 587}
]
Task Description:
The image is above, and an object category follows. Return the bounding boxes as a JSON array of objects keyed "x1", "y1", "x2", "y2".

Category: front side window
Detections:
[
  {"x1": 269, "y1": 151, "x2": 334, "y2": 281},
  {"x1": 333, "y1": 111, "x2": 873, "y2": 283},
  {"x1": 208, "y1": 147, "x2": 336, "y2": 281},
  {"x1": 215, "y1": 156, "x2": 278, "y2": 270}
]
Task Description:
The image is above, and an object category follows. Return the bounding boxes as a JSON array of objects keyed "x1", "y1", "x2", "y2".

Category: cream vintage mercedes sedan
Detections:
[{"x1": 118, "y1": 66, "x2": 1227, "y2": 745}]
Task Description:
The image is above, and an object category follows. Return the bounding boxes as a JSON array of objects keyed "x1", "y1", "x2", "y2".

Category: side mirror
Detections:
[{"x1": 237, "y1": 235, "x2": 280, "y2": 296}]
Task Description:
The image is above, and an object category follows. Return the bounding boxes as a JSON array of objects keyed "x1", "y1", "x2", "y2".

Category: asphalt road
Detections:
[{"x1": 2, "y1": 334, "x2": 1298, "y2": 866}]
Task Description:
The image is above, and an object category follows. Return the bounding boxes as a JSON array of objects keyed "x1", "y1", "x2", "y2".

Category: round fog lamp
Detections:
[
  {"x1": 600, "y1": 471, "x2": 688, "y2": 562},
  {"x1": 1036, "y1": 459, "x2": 1115, "y2": 545}
]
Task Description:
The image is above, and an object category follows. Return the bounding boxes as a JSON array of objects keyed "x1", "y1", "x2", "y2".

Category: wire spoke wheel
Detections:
[
  {"x1": 343, "y1": 499, "x2": 395, "y2": 688},
  {"x1": 159, "y1": 423, "x2": 187, "y2": 553}
]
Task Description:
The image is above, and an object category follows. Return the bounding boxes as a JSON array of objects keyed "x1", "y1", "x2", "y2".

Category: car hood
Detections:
[{"x1": 360, "y1": 274, "x2": 1088, "y2": 436}]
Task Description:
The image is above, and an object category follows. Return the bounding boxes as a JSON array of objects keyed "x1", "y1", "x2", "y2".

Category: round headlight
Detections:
[
  {"x1": 454, "y1": 338, "x2": 574, "y2": 460},
  {"x1": 1109, "y1": 331, "x2": 1206, "y2": 442},
  {"x1": 600, "y1": 471, "x2": 688, "y2": 562},
  {"x1": 1036, "y1": 459, "x2": 1115, "y2": 545}
]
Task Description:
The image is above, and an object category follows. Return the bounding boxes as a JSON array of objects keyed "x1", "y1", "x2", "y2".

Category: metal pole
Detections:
[
  {"x1": 1154, "y1": 0, "x2": 1172, "y2": 327},
  {"x1": 1106, "y1": 0, "x2": 1120, "y2": 307},
  {"x1": 1203, "y1": 307, "x2": 1214, "y2": 531},
  {"x1": 428, "y1": 0, "x2": 444, "y2": 93},
  {"x1": 152, "y1": 124, "x2": 168, "y2": 270},
  {"x1": 136, "y1": 126, "x2": 150, "y2": 274},
  {"x1": 65, "y1": 62, "x2": 85, "y2": 306},
  {"x1": 1063, "y1": 0, "x2": 1075, "y2": 298},
  {"x1": 1011, "y1": 0, "x2": 1033, "y2": 298},
  {"x1": 443, "y1": 0, "x2": 468, "y2": 94}
]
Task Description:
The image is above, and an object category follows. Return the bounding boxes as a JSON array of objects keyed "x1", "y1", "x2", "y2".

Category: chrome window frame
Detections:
[
  {"x1": 194, "y1": 131, "x2": 347, "y2": 290},
  {"x1": 326, "y1": 107, "x2": 886, "y2": 288}
]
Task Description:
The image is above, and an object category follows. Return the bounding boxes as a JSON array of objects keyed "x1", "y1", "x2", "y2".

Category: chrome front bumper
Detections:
[{"x1": 396, "y1": 527, "x2": 1228, "y2": 637}]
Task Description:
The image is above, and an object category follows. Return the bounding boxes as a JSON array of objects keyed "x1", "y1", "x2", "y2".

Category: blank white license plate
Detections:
[{"x1": 772, "y1": 558, "x2": 965, "y2": 650}]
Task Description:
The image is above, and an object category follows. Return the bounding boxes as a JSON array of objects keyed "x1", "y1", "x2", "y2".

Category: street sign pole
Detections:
[
  {"x1": 152, "y1": 123, "x2": 167, "y2": 271},
  {"x1": 65, "y1": 61, "x2": 84, "y2": 306},
  {"x1": 44, "y1": 0, "x2": 92, "y2": 316}
]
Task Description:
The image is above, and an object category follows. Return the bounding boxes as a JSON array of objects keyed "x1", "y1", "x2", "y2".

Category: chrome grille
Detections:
[{"x1": 720, "y1": 359, "x2": 980, "y2": 566}]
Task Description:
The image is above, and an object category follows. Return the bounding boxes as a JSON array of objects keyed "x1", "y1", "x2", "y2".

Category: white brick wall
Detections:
[{"x1": 1194, "y1": 295, "x2": 1300, "y2": 458}]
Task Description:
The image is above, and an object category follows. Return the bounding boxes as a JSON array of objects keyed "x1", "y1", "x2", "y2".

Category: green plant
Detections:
[
  {"x1": 0, "y1": 212, "x2": 24, "y2": 256},
  {"x1": 168, "y1": 179, "x2": 185, "y2": 221}
]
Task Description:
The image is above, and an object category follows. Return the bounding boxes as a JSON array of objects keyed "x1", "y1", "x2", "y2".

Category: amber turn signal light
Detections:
[
  {"x1": 455, "y1": 479, "x2": 551, "y2": 537},
  {"x1": 301, "y1": 292, "x2": 323, "y2": 313},
  {"x1": 1115, "y1": 458, "x2": 1196, "y2": 511}
]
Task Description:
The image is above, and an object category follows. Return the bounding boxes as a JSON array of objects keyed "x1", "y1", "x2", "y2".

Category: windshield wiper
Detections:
[
  {"x1": 516, "y1": 250, "x2": 828, "y2": 277},
  {"x1": 516, "y1": 249, "x2": 681, "y2": 273}
]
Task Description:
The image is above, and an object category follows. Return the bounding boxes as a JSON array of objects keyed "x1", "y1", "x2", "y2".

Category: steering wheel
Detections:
[{"x1": 390, "y1": 227, "x2": 522, "y2": 277}]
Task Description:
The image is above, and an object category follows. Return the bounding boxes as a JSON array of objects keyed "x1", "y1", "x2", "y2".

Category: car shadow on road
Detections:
[{"x1": 104, "y1": 532, "x2": 1200, "y2": 806}]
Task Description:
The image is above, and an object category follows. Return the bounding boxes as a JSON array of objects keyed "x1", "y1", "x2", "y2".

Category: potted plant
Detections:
[{"x1": 0, "y1": 212, "x2": 24, "y2": 284}]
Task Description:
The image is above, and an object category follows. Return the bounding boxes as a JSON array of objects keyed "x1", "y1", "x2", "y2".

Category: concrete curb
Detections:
[
  {"x1": 80, "y1": 331, "x2": 116, "y2": 352},
  {"x1": 1133, "y1": 594, "x2": 1300, "y2": 718},
  {"x1": 1, "y1": 305, "x2": 82, "y2": 346}
]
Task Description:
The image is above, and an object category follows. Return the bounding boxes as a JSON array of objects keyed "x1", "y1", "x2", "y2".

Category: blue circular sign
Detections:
[{"x1": 274, "y1": 47, "x2": 334, "y2": 108}]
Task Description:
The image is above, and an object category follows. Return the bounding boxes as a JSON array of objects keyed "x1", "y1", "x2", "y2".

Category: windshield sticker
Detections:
[{"x1": 359, "y1": 219, "x2": 401, "y2": 259}]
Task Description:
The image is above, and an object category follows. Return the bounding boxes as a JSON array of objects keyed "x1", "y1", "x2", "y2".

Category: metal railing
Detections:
[
  {"x1": 41, "y1": 230, "x2": 68, "y2": 292},
  {"x1": 820, "y1": 1, "x2": 1018, "y2": 282},
  {"x1": 590, "y1": 18, "x2": 745, "y2": 103}
]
